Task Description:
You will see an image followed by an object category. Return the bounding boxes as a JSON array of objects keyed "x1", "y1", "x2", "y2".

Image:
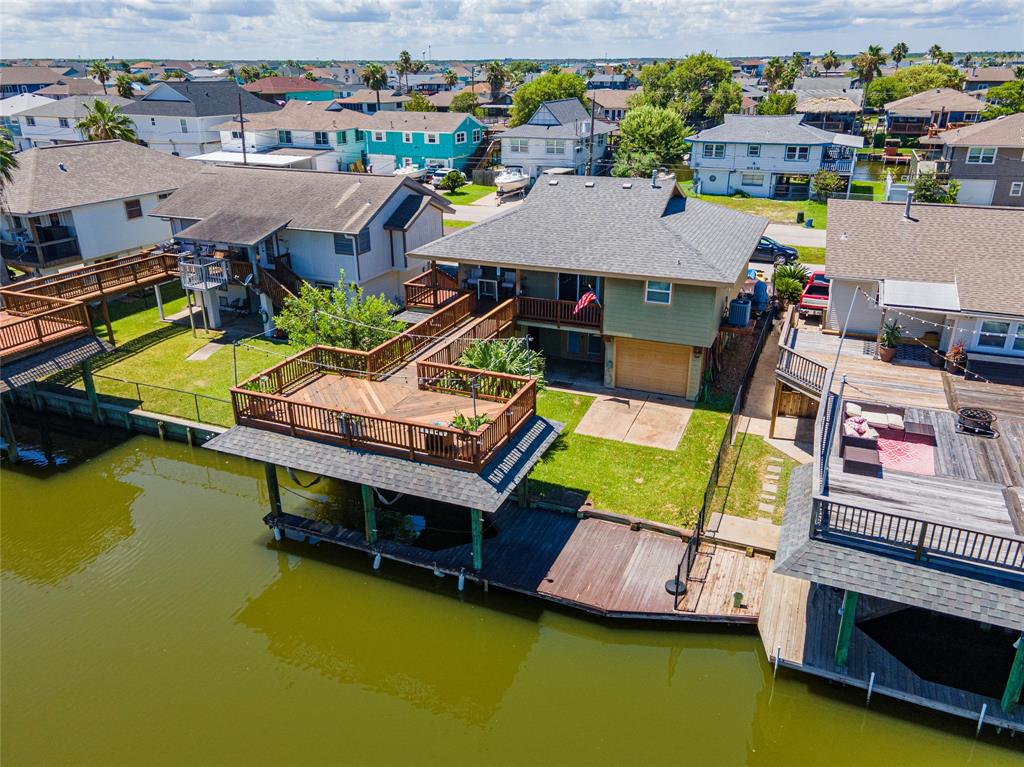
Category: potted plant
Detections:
[
  {"x1": 878, "y1": 319, "x2": 902, "y2": 363},
  {"x1": 945, "y1": 340, "x2": 967, "y2": 374}
]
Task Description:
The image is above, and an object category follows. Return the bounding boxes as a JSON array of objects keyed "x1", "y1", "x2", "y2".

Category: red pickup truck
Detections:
[{"x1": 799, "y1": 271, "x2": 830, "y2": 316}]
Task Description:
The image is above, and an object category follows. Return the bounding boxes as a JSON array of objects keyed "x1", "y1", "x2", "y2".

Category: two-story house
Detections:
[
  {"x1": 35, "y1": 78, "x2": 106, "y2": 100},
  {"x1": 0, "y1": 66, "x2": 63, "y2": 97},
  {"x1": 499, "y1": 99, "x2": 615, "y2": 180},
  {"x1": 0, "y1": 140, "x2": 200, "y2": 274},
  {"x1": 688, "y1": 114, "x2": 864, "y2": 199},
  {"x1": 363, "y1": 111, "x2": 485, "y2": 174},
  {"x1": 201, "y1": 100, "x2": 372, "y2": 171},
  {"x1": 883, "y1": 88, "x2": 984, "y2": 137},
  {"x1": 14, "y1": 94, "x2": 134, "y2": 147},
  {"x1": 0, "y1": 93, "x2": 53, "y2": 150},
  {"x1": 585, "y1": 89, "x2": 637, "y2": 123},
  {"x1": 963, "y1": 67, "x2": 1016, "y2": 92},
  {"x1": 916, "y1": 113, "x2": 1024, "y2": 206},
  {"x1": 121, "y1": 81, "x2": 281, "y2": 158},
  {"x1": 409, "y1": 174, "x2": 767, "y2": 399},
  {"x1": 332, "y1": 89, "x2": 410, "y2": 114}
]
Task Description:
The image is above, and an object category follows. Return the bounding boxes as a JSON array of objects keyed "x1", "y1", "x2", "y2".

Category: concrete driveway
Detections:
[{"x1": 574, "y1": 392, "x2": 692, "y2": 450}]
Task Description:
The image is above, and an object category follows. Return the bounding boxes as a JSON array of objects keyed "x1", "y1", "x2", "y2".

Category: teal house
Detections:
[{"x1": 363, "y1": 112, "x2": 485, "y2": 174}]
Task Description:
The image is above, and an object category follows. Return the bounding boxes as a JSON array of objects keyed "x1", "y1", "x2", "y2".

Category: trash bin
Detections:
[{"x1": 796, "y1": 211, "x2": 805, "y2": 223}]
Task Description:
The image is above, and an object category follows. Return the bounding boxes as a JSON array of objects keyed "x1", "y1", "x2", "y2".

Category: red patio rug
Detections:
[{"x1": 876, "y1": 437, "x2": 935, "y2": 476}]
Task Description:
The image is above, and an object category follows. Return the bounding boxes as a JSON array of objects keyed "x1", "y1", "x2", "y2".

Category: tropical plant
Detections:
[
  {"x1": 119, "y1": 60, "x2": 131, "y2": 73},
  {"x1": 865, "y1": 64, "x2": 965, "y2": 108},
  {"x1": 439, "y1": 170, "x2": 466, "y2": 192},
  {"x1": 821, "y1": 50, "x2": 841, "y2": 73},
  {"x1": 774, "y1": 277, "x2": 804, "y2": 304},
  {"x1": 852, "y1": 46, "x2": 886, "y2": 87},
  {"x1": 632, "y1": 52, "x2": 737, "y2": 124},
  {"x1": 913, "y1": 172, "x2": 959, "y2": 203},
  {"x1": 274, "y1": 270, "x2": 404, "y2": 350},
  {"x1": 303, "y1": 71, "x2": 316, "y2": 81},
  {"x1": 508, "y1": 71, "x2": 587, "y2": 127},
  {"x1": 114, "y1": 73, "x2": 135, "y2": 99},
  {"x1": 456, "y1": 338, "x2": 546, "y2": 390},
  {"x1": 982, "y1": 80, "x2": 1024, "y2": 117},
  {"x1": 756, "y1": 92, "x2": 797, "y2": 115},
  {"x1": 0, "y1": 132, "x2": 18, "y2": 192},
  {"x1": 361, "y1": 63, "x2": 388, "y2": 108},
  {"x1": 928, "y1": 44, "x2": 944, "y2": 64},
  {"x1": 442, "y1": 69, "x2": 458, "y2": 87},
  {"x1": 403, "y1": 92, "x2": 436, "y2": 112},
  {"x1": 450, "y1": 92, "x2": 482, "y2": 115},
  {"x1": 960, "y1": 53, "x2": 974, "y2": 68},
  {"x1": 612, "y1": 105, "x2": 692, "y2": 177},
  {"x1": 238, "y1": 65, "x2": 262, "y2": 84},
  {"x1": 761, "y1": 57, "x2": 789, "y2": 92},
  {"x1": 1015, "y1": 65, "x2": 1024, "y2": 80},
  {"x1": 774, "y1": 263, "x2": 810, "y2": 286},
  {"x1": 450, "y1": 411, "x2": 492, "y2": 431},
  {"x1": 396, "y1": 50, "x2": 413, "y2": 92},
  {"x1": 891, "y1": 42, "x2": 909, "y2": 69},
  {"x1": 75, "y1": 99, "x2": 137, "y2": 141},
  {"x1": 88, "y1": 60, "x2": 111, "y2": 93},
  {"x1": 484, "y1": 60, "x2": 507, "y2": 98},
  {"x1": 810, "y1": 169, "x2": 845, "y2": 200},
  {"x1": 879, "y1": 319, "x2": 903, "y2": 348},
  {"x1": 132, "y1": 73, "x2": 151, "y2": 85},
  {"x1": 584, "y1": 66, "x2": 595, "y2": 80}
]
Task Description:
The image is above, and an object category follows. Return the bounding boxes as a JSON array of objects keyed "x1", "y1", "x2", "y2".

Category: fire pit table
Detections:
[{"x1": 956, "y1": 407, "x2": 998, "y2": 438}]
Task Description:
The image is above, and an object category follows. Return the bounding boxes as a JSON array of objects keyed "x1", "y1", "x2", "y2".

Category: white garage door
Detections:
[
  {"x1": 368, "y1": 154, "x2": 396, "y2": 175},
  {"x1": 957, "y1": 179, "x2": 996, "y2": 206}
]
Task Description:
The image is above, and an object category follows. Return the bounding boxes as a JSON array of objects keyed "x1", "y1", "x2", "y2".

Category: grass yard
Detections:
[
  {"x1": 680, "y1": 181, "x2": 827, "y2": 229},
  {"x1": 443, "y1": 219, "x2": 474, "y2": 229},
  {"x1": 794, "y1": 245, "x2": 826, "y2": 265},
  {"x1": 530, "y1": 389, "x2": 731, "y2": 527},
  {"x1": 850, "y1": 180, "x2": 885, "y2": 200},
  {"x1": 441, "y1": 184, "x2": 497, "y2": 205},
  {"x1": 712, "y1": 432, "x2": 797, "y2": 525}
]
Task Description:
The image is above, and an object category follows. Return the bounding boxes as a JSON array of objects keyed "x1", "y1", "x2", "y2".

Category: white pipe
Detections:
[
  {"x1": 866, "y1": 671, "x2": 875, "y2": 704},
  {"x1": 373, "y1": 552, "x2": 381, "y2": 570},
  {"x1": 272, "y1": 526, "x2": 281, "y2": 542},
  {"x1": 774, "y1": 646, "x2": 781, "y2": 677},
  {"x1": 458, "y1": 570, "x2": 465, "y2": 591},
  {"x1": 977, "y1": 703, "x2": 987, "y2": 736}
]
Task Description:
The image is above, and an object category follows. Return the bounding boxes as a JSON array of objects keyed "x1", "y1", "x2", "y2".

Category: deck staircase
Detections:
[{"x1": 470, "y1": 137, "x2": 500, "y2": 172}]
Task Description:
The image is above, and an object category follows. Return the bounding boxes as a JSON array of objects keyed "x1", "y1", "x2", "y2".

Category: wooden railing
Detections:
[
  {"x1": 403, "y1": 267, "x2": 461, "y2": 309},
  {"x1": 271, "y1": 259, "x2": 305, "y2": 296},
  {"x1": 0, "y1": 292, "x2": 91, "y2": 360},
  {"x1": 517, "y1": 295, "x2": 602, "y2": 329},
  {"x1": 257, "y1": 266, "x2": 294, "y2": 311},
  {"x1": 775, "y1": 305, "x2": 828, "y2": 397},
  {"x1": 421, "y1": 298, "x2": 516, "y2": 367},
  {"x1": 8, "y1": 252, "x2": 180, "y2": 302}
]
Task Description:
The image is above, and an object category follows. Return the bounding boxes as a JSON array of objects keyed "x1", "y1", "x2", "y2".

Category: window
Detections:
[
  {"x1": 180, "y1": 119, "x2": 188, "y2": 133},
  {"x1": 58, "y1": 118, "x2": 69, "y2": 128},
  {"x1": 402, "y1": 132, "x2": 413, "y2": 143},
  {"x1": 157, "y1": 192, "x2": 171, "y2": 200},
  {"x1": 231, "y1": 131, "x2": 242, "y2": 139},
  {"x1": 355, "y1": 129, "x2": 364, "y2": 141},
  {"x1": 124, "y1": 199, "x2": 143, "y2": 219},
  {"x1": 337, "y1": 130, "x2": 347, "y2": 144},
  {"x1": 702, "y1": 143, "x2": 725, "y2": 159},
  {"x1": 785, "y1": 146, "x2": 809, "y2": 161},
  {"x1": 741, "y1": 173, "x2": 764, "y2": 186},
  {"x1": 509, "y1": 138, "x2": 528, "y2": 153},
  {"x1": 425, "y1": 132, "x2": 439, "y2": 144},
  {"x1": 314, "y1": 131, "x2": 329, "y2": 146},
  {"x1": 1011, "y1": 181, "x2": 1023, "y2": 197},
  {"x1": 978, "y1": 321, "x2": 1010, "y2": 348},
  {"x1": 25, "y1": 116, "x2": 35, "y2": 126},
  {"x1": 333, "y1": 234, "x2": 354, "y2": 255},
  {"x1": 966, "y1": 147, "x2": 996, "y2": 164},
  {"x1": 455, "y1": 131, "x2": 467, "y2": 143},
  {"x1": 150, "y1": 118, "x2": 156, "y2": 126},
  {"x1": 372, "y1": 130, "x2": 384, "y2": 142},
  {"x1": 1013, "y1": 325, "x2": 1024, "y2": 352},
  {"x1": 356, "y1": 227, "x2": 371, "y2": 253},
  {"x1": 545, "y1": 139, "x2": 565, "y2": 154},
  {"x1": 747, "y1": 144, "x2": 760, "y2": 157},
  {"x1": 644, "y1": 281, "x2": 672, "y2": 305},
  {"x1": 278, "y1": 130, "x2": 292, "y2": 144},
  {"x1": 472, "y1": 128, "x2": 481, "y2": 143},
  {"x1": 403, "y1": 157, "x2": 413, "y2": 167}
]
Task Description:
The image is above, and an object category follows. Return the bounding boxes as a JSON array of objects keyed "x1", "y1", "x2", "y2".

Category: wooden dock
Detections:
[{"x1": 269, "y1": 503, "x2": 770, "y2": 623}]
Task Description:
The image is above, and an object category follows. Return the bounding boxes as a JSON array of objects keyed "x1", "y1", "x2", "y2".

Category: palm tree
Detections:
[
  {"x1": 762, "y1": 56, "x2": 787, "y2": 92},
  {"x1": 361, "y1": 63, "x2": 388, "y2": 109},
  {"x1": 484, "y1": 60, "x2": 506, "y2": 99},
  {"x1": 442, "y1": 68, "x2": 458, "y2": 88},
  {"x1": 76, "y1": 99, "x2": 137, "y2": 142},
  {"x1": 396, "y1": 50, "x2": 413, "y2": 92},
  {"x1": 114, "y1": 73, "x2": 134, "y2": 99},
  {"x1": 929, "y1": 44, "x2": 944, "y2": 64},
  {"x1": 853, "y1": 46, "x2": 886, "y2": 87},
  {"x1": 238, "y1": 65, "x2": 261, "y2": 84},
  {"x1": 821, "y1": 50, "x2": 841, "y2": 73},
  {"x1": 584, "y1": 66, "x2": 595, "y2": 80},
  {"x1": 88, "y1": 60, "x2": 111, "y2": 94},
  {"x1": 303, "y1": 71, "x2": 316, "y2": 81},
  {"x1": 891, "y1": 42, "x2": 909, "y2": 69},
  {"x1": 0, "y1": 133, "x2": 18, "y2": 192},
  {"x1": 961, "y1": 53, "x2": 974, "y2": 68}
]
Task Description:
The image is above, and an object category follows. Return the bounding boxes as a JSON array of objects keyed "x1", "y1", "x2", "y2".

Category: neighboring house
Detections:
[
  {"x1": 14, "y1": 95, "x2": 133, "y2": 147},
  {"x1": 409, "y1": 175, "x2": 767, "y2": 399},
  {"x1": 585, "y1": 88, "x2": 636, "y2": 123},
  {"x1": 243, "y1": 77, "x2": 338, "y2": 103},
  {"x1": 153, "y1": 164, "x2": 454, "y2": 306},
  {"x1": 0, "y1": 140, "x2": 200, "y2": 273},
  {"x1": 0, "y1": 66, "x2": 63, "y2": 96},
  {"x1": 963, "y1": 67, "x2": 1017, "y2": 92},
  {"x1": 587, "y1": 73, "x2": 631, "y2": 90},
  {"x1": 404, "y1": 74, "x2": 453, "y2": 93},
  {"x1": 0, "y1": 93, "x2": 53, "y2": 150},
  {"x1": 35, "y1": 78, "x2": 105, "y2": 99},
  {"x1": 200, "y1": 100, "x2": 371, "y2": 171},
  {"x1": 915, "y1": 113, "x2": 1024, "y2": 207},
  {"x1": 823, "y1": 199, "x2": 1024, "y2": 365},
  {"x1": 499, "y1": 98, "x2": 615, "y2": 179},
  {"x1": 363, "y1": 111, "x2": 485, "y2": 174},
  {"x1": 121, "y1": 81, "x2": 280, "y2": 157},
  {"x1": 688, "y1": 114, "x2": 864, "y2": 199},
  {"x1": 331, "y1": 89, "x2": 410, "y2": 114},
  {"x1": 884, "y1": 88, "x2": 983, "y2": 136},
  {"x1": 795, "y1": 95, "x2": 861, "y2": 134},
  {"x1": 184, "y1": 68, "x2": 230, "y2": 82}
]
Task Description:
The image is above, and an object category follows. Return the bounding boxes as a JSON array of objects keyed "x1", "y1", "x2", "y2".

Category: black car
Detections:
[{"x1": 752, "y1": 236, "x2": 798, "y2": 264}]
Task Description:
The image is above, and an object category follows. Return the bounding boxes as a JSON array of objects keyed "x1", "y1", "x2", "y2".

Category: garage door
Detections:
[
  {"x1": 368, "y1": 154, "x2": 396, "y2": 174},
  {"x1": 615, "y1": 339, "x2": 691, "y2": 396},
  {"x1": 957, "y1": 179, "x2": 996, "y2": 205}
]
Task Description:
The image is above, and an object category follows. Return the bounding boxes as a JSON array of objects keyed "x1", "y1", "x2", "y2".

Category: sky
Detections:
[{"x1": 3, "y1": 0, "x2": 1023, "y2": 61}]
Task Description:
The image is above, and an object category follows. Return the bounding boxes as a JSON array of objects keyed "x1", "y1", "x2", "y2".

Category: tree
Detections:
[
  {"x1": 810, "y1": 169, "x2": 845, "y2": 200},
  {"x1": 119, "y1": 60, "x2": 131, "y2": 73},
  {"x1": 706, "y1": 80, "x2": 743, "y2": 120},
  {"x1": 484, "y1": 60, "x2": 507, "y2": 98},
  {"x1": 0, "y1": 132, "x2": 17, "y2": 191},
  {"x1": 960, "y1": 53, "x2": 974, "y2": 69},
  {"x1": 821, "y1": 50, "x2": 841, "y2": 73},
  {"x1": 633, "y1": 52, "x2": 736, "y2": 124},
  {"x1": 982, "y1": 79, "x2": 1024, "y2": 117},
  {"x1": 865, "y1": 64, "x2": 965, "y2": 108},
  {"x1": 929, "y1": 44, "x2": 944, "y2": 64},
  {"x1": 508, "y1": 71, "x2": 586, "y2": 127},
  {"x1": 303, "y1": 71, "x2": 316, "y2": 81},
  {"x1": 439, "y1": 170, "x2": 466, "y2": 192},
  {"x1": 584, "y1": 66, "x2": 595, "y2": 80},
  {"x1": 762, "y1": 57, "x2": 789, "y2": 92},
  {"x1": 450, "y1": 92, "x2": 482, "y2": 115},
  {"x1": 132, "y1": 72, "x2": 151, "y2": 86},
  {"x1": 274, "y1": 272, "x2": 404, "y2": 351},
  {"x1": 613, "y1": 105, "x2": 692, "y2": 177},
  {"x1": 238, "y1": 65, "x2": 262, "y2": 84},
  {"x1": 361, "y1": 63, "x2": 388, "y2": 109},
  {"x1": 88, "y1": 60, "x2": 111, "y2": 94},
  {"x1": 853, "y1": 45, "x2": 886, "y2": 88},
  {"x1": 756, "y1": 92, "x2": 797, "y2": 115},
  {"x1": 403, "y1": 92, "x2": 436, "y2": 112},
  {"x1": 114, "y1": 73, "x2": 135, "y2": 99},
  {"x1": 891, "y1": 42, "x2": 909, "y2": 69},
  {"x1": 506, "y1": 60, "x2": 540, "y2": 85},
  {"x1": 76, "y1": 99, "x2": 137, "y2": 142},
  {"x1": 913, "y1": 172, "x2": 959, "y2": 203},
  {"x1": 442, "y1": 68, "x2": 458, "y2": 87},
  {"x1": 1015, "y1": 65, "x2": 1024, "y2": 80},
  {"x1": 396, "y1": 50, "x2": 413, "y2": 92}
]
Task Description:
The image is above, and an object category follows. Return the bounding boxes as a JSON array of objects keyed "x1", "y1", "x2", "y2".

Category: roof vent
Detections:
[
  {"x1": 548, "y1": 179, "x2": 558, "y2": 185},
  {"x1": 622, "y1": 182, "x2": 632, "y2": 189},
  {"x1": 57, "y1": 162, "x2": 68, "y2": 172},
  {"x1": 585, "y1": 181, "x2": 595, "y2": 188}
]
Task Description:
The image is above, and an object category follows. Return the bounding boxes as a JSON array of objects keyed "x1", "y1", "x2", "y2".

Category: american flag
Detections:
[{"x1": 573, "y1": 290, "x2": 599, "y2": 316}]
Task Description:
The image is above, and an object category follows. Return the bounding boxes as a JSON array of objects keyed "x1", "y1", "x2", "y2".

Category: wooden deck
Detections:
[
  {"x1": 945, "y1": 373, "x2": 1024, "y2": 424},
  {"x1": 269, "y1": 504, "x2": 770, "y2": 623},
  {"x1": 0, "y1": 308, "x2": 91, "y2": 362}
]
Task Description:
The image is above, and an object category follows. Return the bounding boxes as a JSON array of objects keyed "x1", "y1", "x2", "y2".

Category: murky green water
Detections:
[{"x1": 2, "y1": 417, "x2": 1022, "y2": 766}]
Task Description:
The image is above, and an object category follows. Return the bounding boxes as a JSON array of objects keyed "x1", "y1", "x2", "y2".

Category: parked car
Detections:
[
  {"x1": 752, "y1": 236, "x2": 798, "y2": 264},
  {"x1": 799, "y1": 271, "x2": 830, "y2": 315},
  {"x1": 428, "y1": 168, "x2": 465, "y2": 189}
]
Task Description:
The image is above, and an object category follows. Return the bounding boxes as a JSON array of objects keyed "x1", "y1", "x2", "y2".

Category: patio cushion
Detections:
[
  {"x1": 887, "y1": 413, "x2": 906, "y2": 430},
  {"x1": 864, "y1": 426, "x2": 880, "y2": 440},
  {"x1": 845, "y1": 402, "x2": 863, "y2": 417},
  {"x1": 861, "y1": 410, "x2": 889, "y2": 428}
]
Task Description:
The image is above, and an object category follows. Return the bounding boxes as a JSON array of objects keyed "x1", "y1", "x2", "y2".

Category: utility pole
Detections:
[
  {"x1": 236, "y1": 93, "x2": 248, "y2": 165},
  {"x1": 586, "y1": 93, "x2": 597, "y2": 174}
]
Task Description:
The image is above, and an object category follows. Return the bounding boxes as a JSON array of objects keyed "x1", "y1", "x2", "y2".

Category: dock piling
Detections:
[{"x1": 264, "y1": 463, "x2": 283, "y2": 518}]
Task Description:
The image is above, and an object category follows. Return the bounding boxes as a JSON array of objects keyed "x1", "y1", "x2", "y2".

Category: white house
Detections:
[
  {"x1": 0, "y1": 141, "x2": 200, "y2": 274},
  {"x1": 14, "y1": 95, "x2": 134, "y2": 147},
  {"x1": 688, "y1": 113, "x2": 864, "y2": 200},
  {"x1": 122, "y1": 81, "x2": 280, "y2": 157},
  {"x1": 0, "y1": 93, "x2": 54, "y2": 150},
  {"x1": 499, "y1": 98, "x2": 614, "y2": 180}
]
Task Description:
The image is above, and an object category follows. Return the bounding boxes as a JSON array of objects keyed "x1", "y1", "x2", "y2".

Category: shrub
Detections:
[
  {"x1": 811, "y1": 169, "x2": 845, "y2": 201},
  {"x1": 774, "y1": 276, "x2": 804, "y2": 303},
  {"x1": 774, "y1": 263, "x2": 810, "y2": 286},
  {"x1": 440, "y1": 170, "x2": 465, "y2": 192},
  {"x1": 880, "y1": 319, "x2": 903, "y2": 348}
]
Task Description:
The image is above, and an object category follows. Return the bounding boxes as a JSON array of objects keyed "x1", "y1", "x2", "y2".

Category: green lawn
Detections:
[
  {"x1": 850, "y1": 180, "x2": 885, "y2": 200},
  {"x1": 680, "y1": 181, "x2": 827, "y2": 228},
  {"x1": 531, "y1": 390, "x2": 731, "y2": 526},
  {"x1": 443, "y1": 219, "x2": 474, "y2": 229},
  {"x1": 713, "y1": 432, "x2": 797, "y2": 525},
  {"x1": 441, "y1": 184, "x2": 497, "y2": 205},
  {"x1": 794, "y1": 245, "x2": 826, "y2": 265}
]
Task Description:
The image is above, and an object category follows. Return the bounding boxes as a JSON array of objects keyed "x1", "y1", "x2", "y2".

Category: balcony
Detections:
[
  {"x1": 819, "y1": 157, "x2": 854, "y2": 174},
  {"x1": 1, "y1": 234, "x2": 82, "y2": 267},
  {"x1": 403, "y1": 266, "x2": 461, "y2": 310},
  {"x1": 517, "y1": 295, "x2": 603, "y2": 330}
]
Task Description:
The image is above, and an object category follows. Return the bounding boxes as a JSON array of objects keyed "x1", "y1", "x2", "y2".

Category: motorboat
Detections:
[
  {"x1": 393, "y1": 164, "x2": 426, "y2": 180},
  {"x1": 495, "y1": 166, "x2": 529, "y2": 195}
]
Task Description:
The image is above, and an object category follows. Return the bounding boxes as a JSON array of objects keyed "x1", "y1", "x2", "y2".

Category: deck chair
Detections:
[
  {"x1": 501, "y1": 272, "x2": 516, "y2": 292},
  {"x1": 466, "y1": 267, "x2": 482, "y2": 290}
]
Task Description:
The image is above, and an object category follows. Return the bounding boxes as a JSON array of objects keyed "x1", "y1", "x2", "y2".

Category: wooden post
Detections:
[
  {"x1": 0, "y1": 396, "x2": 19, "y2": 464},
  {"x1": 153, "y1": 282, "x2": 166, "y2": 320},
  {"x1": 99, "y1": 297, "x2": 115, "y2": 345},
  {"x1": 361, "y1": 484, "x2": 378, "y2": 544},
  {"x1": 470, "y1": 507, "x2": 483, "y2": 570},
  {"x1": 81, "y1": 357, "x2": 102, "y2": 425},
  {"x1": 264, "y1": 462, "x2": 283, "y2": 518},
  {"x1": 834, "y1": 590, "x2": 858, "y2": 667},
  {"x1": 769, "y1": 380, "x2": 782, "y2": 439},
  {"x1": 1001, "y1": 633, "x2": 1024, "y2": 714}
]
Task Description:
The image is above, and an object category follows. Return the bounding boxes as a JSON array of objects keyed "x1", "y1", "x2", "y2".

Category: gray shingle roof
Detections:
[
  {"x1": 176, "y1": 211, "x2": 290, "y2": 246},
  {"x1": 3, "y1": 140, "x2": 201, "y2": 215},
  {"x1": 0, "y1": 66, "x2": 63, "y2": 87},
  {"x1": 775, "y1": 465, "x2": 1024, "y2": 631},
  {"x1": 690, "y1": 113, "x2": 839, "y2": 145},
  {"x1": 153, "y1": 164, "x2": 453, "y2": 235},
  {"x1": 203, "y1": 418, "x2": 563, "y2": 512},
  {"x1": 884, "y1": 88, "x2": 984, "y2": 116},
  {"x1": 925, "y1": 112, "x2": 1024, "y2": 148},
  {"x1": 209, "y1": 99, "x2": 370, "y2": 132},
  {"x1": 17, "y1": 94, "x2": 133, "y2": 118},
  {"x1": 409, "y1": 176, "x2": 767, "y2": 285},
  {"x1": 502, "y1": 97, "x2": 615, "y2": 140},
  {"x1": 383, "y1": 194, "x2": 431, "y2": 230},
  {"x1": 121, "y1": 81, "x2": 280, "y2": 117},
  {"x1": 364, "y1": 110, "x2": 481, "y2": 133}
]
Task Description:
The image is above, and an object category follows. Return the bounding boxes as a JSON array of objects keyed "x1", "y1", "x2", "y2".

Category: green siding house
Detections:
[{"x1": 364, "y1": 112, "x2": 485, "y2": 173}]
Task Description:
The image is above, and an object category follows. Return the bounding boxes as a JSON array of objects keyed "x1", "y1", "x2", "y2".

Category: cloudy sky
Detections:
[{"x1": 3, "y1": 0, "x2": 1022, "y2": 60}]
